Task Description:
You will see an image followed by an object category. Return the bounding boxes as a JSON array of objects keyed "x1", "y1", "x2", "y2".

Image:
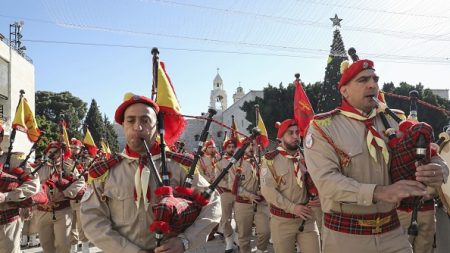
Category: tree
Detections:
[
  {"x1": 242, "y1": 83, "x2": 295, "y2": 142},
  {"x1": 84, "y1": 99, "x2": 106, "y2": 146},
  {"x1": 35, "y1": 91, "x2": 88, "y2": 152},
  {"x1": 382, "y1": 82, "x2": 450, "y2": 136},
  {"x1": 316, "y1": 15, "x2": 348, "y2": 113},
  {"x1": 103, "y1": 114, "x2": 119, "y2": 153}
]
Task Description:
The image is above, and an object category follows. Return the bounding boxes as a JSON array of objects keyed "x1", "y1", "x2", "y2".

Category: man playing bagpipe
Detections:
[
  {"x1": 0, "y1": 145, "x2": 41, "y2": 253},
  {"x1": 216, "y1": 138, "x2": 237, "y2": 253},
  {"x1": 230, "y1": 140, "x2": 270, "y2": 253},
  {"x1": 80, "y1": 93, "x2": 221, "y2": 253},
  {"x1": 260, "y1": 119, "x2": 321, "y2": 253},
  {"x1": 304, "y1": 49, "x2": 449, "y2": 253},
  {"x1": 35, "y1": 141, "x2": 86, "y2": 253},
  {"x1": 67, "y1": 138, "x2": 90, "y2": 253}
]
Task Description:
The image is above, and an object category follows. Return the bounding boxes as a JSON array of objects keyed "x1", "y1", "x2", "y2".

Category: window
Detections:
[
  {"x1": 217, "y1": 131, "x2": 222, "y2": 138},
  {"x1": 194, "y1": 135, "x2": 200, "y2": 141}
]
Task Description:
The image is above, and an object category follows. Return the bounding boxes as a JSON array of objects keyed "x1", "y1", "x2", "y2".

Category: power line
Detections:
[{"x1": 23, "y1": 38, "x2": 450, "y2": 65}]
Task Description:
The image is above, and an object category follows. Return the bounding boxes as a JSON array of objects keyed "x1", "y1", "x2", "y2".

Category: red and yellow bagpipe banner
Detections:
[
  {"x1": 256, "y1": 110, "x2": 269, "y2": 149},
  {"x1": 12, "y1": 96, "x2": 41, "y2": 142},
  {"x1": 293, "y1": 77, "x2": 314, "y2": 137},
  {"x1": 230, "y1": 115, "x2": 242, "y2": 147},
  {"x1": 100, "y1": 138, "x2": 111, "y2": 159},
  {"x1": 155, "y1": 61, "x2": 186, "y2": 146},
  {"x1": 83, "y1": 128, "x2": 98, "y2": 157}
]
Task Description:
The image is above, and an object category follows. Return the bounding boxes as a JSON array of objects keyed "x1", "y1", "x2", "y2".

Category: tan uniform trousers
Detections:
[
  {"x1": 312, "y1": 206, "x2": 323, "y2": 234},
  {"x1": 398, "y1": 209, "x2": 436, "y2": 253},
  {"x1": 36, "y1": 208, "x2": 73, "y2": 253},
  {"x1": 270, "y1": 215, "x2": 320, "y2": 253},
  {"x1": 234, "y1": 201, "x2": 270, "y2": 253},
  {"x1": 220, "y1": 191, "x2": 235, "y2": 238},
  {"x1": 322, "y1": 226, "x2": 412, "y2": 253},
  {"x1": 70, "y1": 206, "x2": 87, "y2": 245},
  {"x1": 0, "y1": 218, "x2": 23, "y2": 253}
]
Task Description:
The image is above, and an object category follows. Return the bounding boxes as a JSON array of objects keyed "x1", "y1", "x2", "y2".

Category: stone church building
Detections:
[{"x1": 179, "y1": 71, "x2": 263, "y2": 153}]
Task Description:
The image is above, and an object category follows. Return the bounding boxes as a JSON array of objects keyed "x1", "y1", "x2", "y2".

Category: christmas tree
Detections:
[{"x1": 316, "y1": 14, "x2": 348, "y2": 113}]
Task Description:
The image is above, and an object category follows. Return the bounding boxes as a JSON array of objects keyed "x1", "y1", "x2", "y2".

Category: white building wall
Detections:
[
  {"x1": 180, "y1": 90, "x2": 264, "y2": 153},
  {"x1": 0, "y1": 38, "x2": 35, "y2": 153}
]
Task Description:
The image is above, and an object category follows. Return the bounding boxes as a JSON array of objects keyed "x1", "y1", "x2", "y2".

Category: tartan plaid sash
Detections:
[
  {"x1": 0, "y1": 209, "x2": 20, "y2": 225},
  {"x1": 324, "y1": 209, "x2": 400, "y2": 235},
  {"x1": 398, "y1": 198, "x2": 435, "y2": 212},
  {"x1": 270, "y1": 204, "x2": 299, "y2": 219}
]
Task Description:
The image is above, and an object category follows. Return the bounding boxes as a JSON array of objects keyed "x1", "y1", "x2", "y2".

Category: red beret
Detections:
[
  {"x1": 115, "y1": 93, "x2": 160, "y2": 124},
  {"x1": 202, "y1": 139, "x2": 216, "y2": 151},
  {"x1": 338, "y1": 59, "x2": 374, "y2": 89},
  {"x1": 222, "y1": 139, "x2": 236, "y2": 149},
  {"x1": 45, "y1": 141, "x2": 62, "y2": 154},
  {"x1": 70, "y1": 138, "x2": 83, "y2": 147},
  {"x1": 275, "y1": 119, "x2": 297, "y2": 139}
]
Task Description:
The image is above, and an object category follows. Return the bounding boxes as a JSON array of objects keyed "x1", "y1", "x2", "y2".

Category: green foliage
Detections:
[
  {"x1": 103, "y1": 115, "x2": 119, "y2": 153},
  {"x1": 84, "y1": 99, "x2": 106, "y2": 146},
  {"x1": 382, "y1": 82, "x2": 450, "y2": 136},
  {"x1": 242, "y1": 82, "x2": 322, "y2": 142},
  {"x1": 35, "y1": 91, "x2": 88, "y2": 153}
]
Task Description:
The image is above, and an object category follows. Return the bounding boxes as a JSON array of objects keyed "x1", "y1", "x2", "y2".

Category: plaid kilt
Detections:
[
  {"x1": 324, "y1": 209, "x2": 400, "y2": 235},
  {"x1": 270, "y1": 204, "x2": 299, "y2": 219},
  {"x1": 389, "y1": 123, "x2": 433, "y2": 183},
  {"x1": 152, "y1": 195, "x2": 202, "y2": 233},
  {"x1": 0, "y1": 209, "x2": 20, "y2": 225}
]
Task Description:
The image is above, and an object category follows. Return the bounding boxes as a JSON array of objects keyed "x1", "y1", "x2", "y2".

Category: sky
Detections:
[{"x1": 1, "y1": 0, "x2": 450, "y2": 121}]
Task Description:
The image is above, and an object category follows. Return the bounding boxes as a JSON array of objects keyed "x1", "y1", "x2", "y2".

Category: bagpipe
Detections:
[
  {"x1": 0, "y1": 136, "x2": 59, "y2": 209},
  {"x1": 372, "y1": 90, "x2": 435, "y2": 236},
  {"x1": 144, "y1": 110, "x2": 261, "y2": 246}
]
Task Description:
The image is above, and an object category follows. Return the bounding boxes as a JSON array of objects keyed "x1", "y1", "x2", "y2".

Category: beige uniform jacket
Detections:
[
  {"x1": 304, "y1": 112, "x2": 449, "y2": 214},
  {"x1": 229, "y1": 157, "x2": 260, "y2": 199},
  {"x1": 0, "y1": 154, "x2": 40, "y2": 210},
  {"x1": 37, "y1": 162, "x2": 86, "y2": 204},
  {"x1": 260, "y1": 151, "x2": 308, "y2": 214},
  {"x1": 216, "y1": 155, "x2": 233, "y2": 190},
  {"x1": 199, "y1": 155, "x2": 217, "y2": 183},
  {"x1": 80, "y1": 152, "x2": 221, "y2": 253}
]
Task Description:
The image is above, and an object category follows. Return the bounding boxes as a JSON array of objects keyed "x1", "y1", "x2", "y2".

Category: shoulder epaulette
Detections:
[
  {"x1": 88, "y1": 154, "x2": 122, "y2": 184},
  {"x1": 264, "y1": 149, "x2": 280, "y2": 160},
  {"x1": 166, "y1": 151, "x2": 194, "y2": 167},
  {"x1": 312, "y1": 109, "x2": 340, "y2": 127}
]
